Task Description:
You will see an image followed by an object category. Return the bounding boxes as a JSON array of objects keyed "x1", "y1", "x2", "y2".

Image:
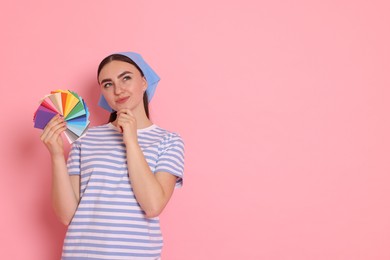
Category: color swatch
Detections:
[{"x1": 33, "y1": 90, "x2": 90, "y2": 143}]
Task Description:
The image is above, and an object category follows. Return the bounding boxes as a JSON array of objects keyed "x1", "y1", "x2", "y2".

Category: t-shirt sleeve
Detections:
[
  {"x1": 155, "y1": 133, "x2": 185, "y2": 188},
  {"x1": 67, "y1": 141, "x2": 81, "y2": 176}
]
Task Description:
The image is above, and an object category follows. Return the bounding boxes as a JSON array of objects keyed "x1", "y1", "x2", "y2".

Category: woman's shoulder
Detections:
[
  {"x1": 141, "y1": 125, "x2": 184, "y2": 152},
  {"x1": 83, "y1": 123, "x2": 117, "y2": 135},
  {"x1": 139, "y1": 124, "x2": 182, "y2": 140}
]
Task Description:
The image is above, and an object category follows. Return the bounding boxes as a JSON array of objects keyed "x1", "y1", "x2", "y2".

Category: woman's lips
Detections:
[{"x1": 116, "y1": 97, "x2": 129, "y2": 104}]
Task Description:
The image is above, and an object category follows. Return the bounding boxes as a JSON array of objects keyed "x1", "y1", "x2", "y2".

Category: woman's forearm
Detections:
[
  {"x1": 126, "y1": 144, "x2": 172, "y2": 218},
  {"x1": 51, "y1": 155, "x2": 79, "y2": 225}
]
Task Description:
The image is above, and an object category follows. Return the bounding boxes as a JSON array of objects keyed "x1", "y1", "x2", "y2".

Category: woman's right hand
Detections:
[{"x1": 40, "y1": 114, "x2": 67, "y2": 156}]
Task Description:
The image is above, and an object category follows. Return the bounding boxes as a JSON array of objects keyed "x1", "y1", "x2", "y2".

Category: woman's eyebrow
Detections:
[
  {"x1": 100, "y1": 78, "x2": 112, "y2": 84},
  {"x1": 100, "y1": 71, "x2": 133, "y2": 84},
  {"x1": 117, "y1": 71, "x2": 133, "y2": 79}
]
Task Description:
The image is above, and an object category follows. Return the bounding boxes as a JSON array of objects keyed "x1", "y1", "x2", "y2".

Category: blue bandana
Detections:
[{"x1": 98, "y1": 52, "x2": 160, "y2": 112}]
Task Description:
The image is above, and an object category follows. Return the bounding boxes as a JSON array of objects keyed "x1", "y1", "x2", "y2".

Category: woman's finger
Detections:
[
  {"x1": 41, "y1": 118, "x2": 66, "y2": 143},
  {"x1": 46, "y1": 114, "x2": 63, "y2": 128},
  {"x1": 42, "y1": 115, "x2": 63, "y2": 133},
  {"x1": 117, "y1": 109, "x2": 134, "y2": 117},
  {"x1": 41, "y1": 116, "x2": 58, "y2": 139}
]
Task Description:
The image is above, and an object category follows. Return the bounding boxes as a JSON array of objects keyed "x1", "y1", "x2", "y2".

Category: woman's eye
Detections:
[
  {"x1": 103, "y1": 82, "x2": 112, "y2": 88},
  {"x1": 123, "y1": 76, "x2": 131, "y2": 81}
]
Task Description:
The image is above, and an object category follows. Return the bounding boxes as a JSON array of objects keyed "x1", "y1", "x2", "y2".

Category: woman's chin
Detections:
[{"x1": 114, "y1": 104, "x2": 131, "y2": 111}]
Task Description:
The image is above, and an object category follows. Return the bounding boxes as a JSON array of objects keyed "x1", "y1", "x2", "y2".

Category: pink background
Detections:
[{"x1": 1, "y1": 1, "x2": 389, "y2": 259}]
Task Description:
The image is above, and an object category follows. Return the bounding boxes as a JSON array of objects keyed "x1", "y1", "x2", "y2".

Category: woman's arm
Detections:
[
  {"x1": 41, "y1": 115, "x2": 80, "y2": 225},
  {"x1": 50, "y1": 155, "x2": 80, "y2": 225},
  {"x1": 116, "y1": 109, "x2": 177, "y2": 218},
  {"x1": 126, "y1": 144, "x2": 177, "y2": 218}
]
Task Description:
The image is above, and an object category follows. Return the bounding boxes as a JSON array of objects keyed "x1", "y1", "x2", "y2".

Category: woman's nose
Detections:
[{"x1": 114, "y1": 82, "x2": 125, "y2": 95}]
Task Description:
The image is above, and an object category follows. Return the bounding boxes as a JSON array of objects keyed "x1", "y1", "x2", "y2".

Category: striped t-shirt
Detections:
[{"x1": 62, "y1": 123, "x2": 185, "y2": 260}]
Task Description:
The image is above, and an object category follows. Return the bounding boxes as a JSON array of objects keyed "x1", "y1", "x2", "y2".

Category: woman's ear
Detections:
[{"x1": 143, "y1": 77, "x2": 148, "y2": 91}]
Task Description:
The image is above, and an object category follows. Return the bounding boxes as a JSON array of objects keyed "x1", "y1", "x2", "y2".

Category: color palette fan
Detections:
[{"x1": 33, "y1": 90, "x2": 90, "y2": 143}]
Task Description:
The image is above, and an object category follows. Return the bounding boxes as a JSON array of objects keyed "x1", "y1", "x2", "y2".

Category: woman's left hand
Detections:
[{"x1": 116, "y1": 109, "x2": 138, "y2": 145}]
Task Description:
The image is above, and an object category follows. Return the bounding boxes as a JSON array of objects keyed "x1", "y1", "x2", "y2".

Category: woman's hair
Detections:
[{"x1": 97, "y1": 54, "x2": 149, "y2": 122}]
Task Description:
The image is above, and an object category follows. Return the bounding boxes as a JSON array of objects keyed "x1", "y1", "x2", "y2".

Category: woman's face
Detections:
[{"x1": 98, "y1": 60, "x2": 147, "y2": 112}]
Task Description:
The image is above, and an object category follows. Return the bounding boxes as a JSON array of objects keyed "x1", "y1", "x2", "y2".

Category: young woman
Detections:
[{"x1": 40, "y1": 52, "x2": 185, "y2": 260}]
